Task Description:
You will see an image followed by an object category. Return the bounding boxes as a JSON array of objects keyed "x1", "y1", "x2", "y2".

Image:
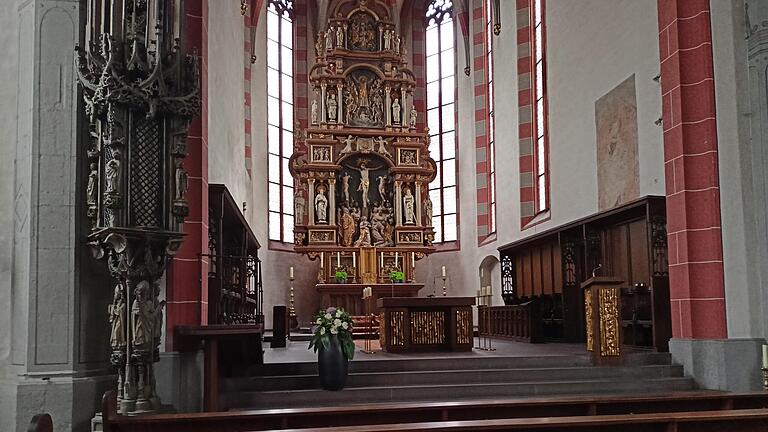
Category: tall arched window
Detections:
[
  {"x1": 485, "y1": 0, "x2": 496, "y2": 234},
  {"x1": 426, "y1": 0, "x2": 457, "y2": 243},
  {"x1": 267, "y1": 0, "x2": 294, "y2": 243},
  {"x1": 531, "y1": 0, "x2": 549, "y2": 213}
]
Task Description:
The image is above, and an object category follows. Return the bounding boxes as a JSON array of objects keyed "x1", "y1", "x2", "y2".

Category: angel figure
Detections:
[
  {"x1": 339, "y1": 134, "x2": 355, "y2": 154},
  {"x1": 374, "y1": 136, "x2": 392, "y2": 158}
]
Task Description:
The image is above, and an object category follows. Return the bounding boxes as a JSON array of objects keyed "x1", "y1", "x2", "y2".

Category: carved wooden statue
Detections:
[
  {"x1": 392, "y1": 98, "x2": 401, "y2": 124},
  {"x1": 403, "y1": 187, "x2": 416, "y2": 225},
  {"x1": 327, "y1": 93, "x2": 338, "y2": 123},
  {"x1": 340, "y1": 207, "x2": 355, "y2": 246},
  {"x1": 109, "y1": 284, "x2": 126, "y2": 348},
  {"x1": 315, "y1": 185, "x2": 329, "y2": 223}
]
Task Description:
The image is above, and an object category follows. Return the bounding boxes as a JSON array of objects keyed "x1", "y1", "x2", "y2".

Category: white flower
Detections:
[
  {"x1": 316, "y1": 318, "x2": 322, "y2": 324},
  {"x1": 324, "y1": 313, "x2": 332, "y2": 320},
  {"x1": 333, "y1": 319, "x2": 342, "y2": 327},
  {"x1": 320, "y1": 327, "x2": 326, "y2": 335},
  {"x1": 331, "y1": 327, "x2": 338, "y2": 334},
  {"x1": 335, "y1": 310, "x2": 341, "y2": 318},
  {"x1": 342, "y1": 322, "x2": 349, "y2": 330}
]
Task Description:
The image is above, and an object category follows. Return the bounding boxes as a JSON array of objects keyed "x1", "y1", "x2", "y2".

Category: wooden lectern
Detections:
[{"x1": 581, "y1": 276, "x2": 624, "y2": 366}]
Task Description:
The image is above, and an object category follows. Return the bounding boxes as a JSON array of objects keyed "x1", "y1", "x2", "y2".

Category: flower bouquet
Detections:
[
  {"x1": 335, "y1": 270, "x2": 348, "y2": 283},
  {"x1": 389, "y1": 270, "x2": 405, "y2": 283}
]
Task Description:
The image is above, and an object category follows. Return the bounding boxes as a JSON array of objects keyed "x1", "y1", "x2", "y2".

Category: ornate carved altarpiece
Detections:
[{"x1": 290, "y1": 0, "x2": 437, "y2": 307}]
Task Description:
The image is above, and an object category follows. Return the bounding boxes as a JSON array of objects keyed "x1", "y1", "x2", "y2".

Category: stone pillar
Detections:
[
  {"x1": 337, "y1": 85, "x2": 343, "y2": 125},
  {"x1": 400, "y1": 88, "x2": 407, "y2": 128},
  {"x1": 0, "y1": 2, "x2": 115, "y2": 431},
  {"x1": 415, "y1": 182, "x2": 422, "y2": 226},
  {"x1": 320, "y1": 83, "x2": 327, "y2": 124},
  {"x1": 329, "y1": 178, "x2": 336, "y2": 225},
  {"x1": 657, "y1": 0, "x2": 726, "y2": 340},
  {"x1": 395, "y1": 181, "x2": 403, "y2": 226},
  {"x1": 308, "y1": 179, "x2": 316, "y2": 225}
]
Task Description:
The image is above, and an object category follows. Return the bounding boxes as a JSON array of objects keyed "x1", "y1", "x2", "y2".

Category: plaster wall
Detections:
[{"x1": 207, "y1": 0, "x2": 254, "y2": 221}]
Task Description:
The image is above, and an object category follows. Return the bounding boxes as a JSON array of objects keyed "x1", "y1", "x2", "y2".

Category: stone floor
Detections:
[{"x1": 264, "y1": 337, "x2": 637, "y2": 363}]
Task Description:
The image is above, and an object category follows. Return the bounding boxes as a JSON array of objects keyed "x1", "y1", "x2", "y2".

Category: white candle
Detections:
[
  {"x1": 395, "y1": 252, "x2": 398, "y2": 264},
  {"x1": 320, "y1": 253, "x2": 324, "y2": 268},
  {"x1": 337, "y1": 252, "x2": 341, "y2": 267},
  {"x1": 763, "y1": 345, "x2": 768, "y2": 369},
  {"x1": 441, "y1": 266, "x2": 446, "y2": 277},
  {"x1": 411, "y1": 253, "x2": 415, "y2": 268},
  {"x1": 380, "y1": 252, "x2": 384, "y2": 267},
  {"x1": 289, "y1": 266, "x2": 294, "y2": 279},
  {"x1": 352, "y1": 252, "x2": 356, "y2": 268}
]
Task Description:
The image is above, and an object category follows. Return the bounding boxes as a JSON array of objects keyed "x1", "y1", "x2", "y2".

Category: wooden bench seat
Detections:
[
  {"x1": 99, "y1": 391, "x2": 768, "y2": 432},
  {"x1": 271, "y1": 409, "x2": 768, "y2": 431}
]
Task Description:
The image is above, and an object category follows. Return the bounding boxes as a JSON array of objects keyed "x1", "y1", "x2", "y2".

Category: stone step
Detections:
[
  {"x1": 225, "y1": 364, "x2": 684, "y2": 392},
  {"x1": 224, "y1": 376, "x2": 697, "y2": 410},
  {"x1": 255, "y1": 352, "x2": 672, "y2": 376}
]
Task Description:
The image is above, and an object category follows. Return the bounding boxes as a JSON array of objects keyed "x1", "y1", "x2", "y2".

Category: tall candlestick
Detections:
[
  {"x1": 441, "y1": 265, "x2": 446, "y2": 277},
  {"x1": 290, "y1": 266, "x2": 294, "y2": 279}
]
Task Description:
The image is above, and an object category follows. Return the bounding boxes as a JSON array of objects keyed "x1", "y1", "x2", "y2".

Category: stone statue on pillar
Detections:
[
  {"x1": 315, "y1": 185, "x2": 329, "y2": 223},
  {"x1": 327, "y1": 93, "x2": 338, "y2": 123},
  {"x1": 392, "y1": 98, "x2": 401, "y2": 124},
  {"x1": 403, "y1": 187, "x2": 416, "y2": 225}
]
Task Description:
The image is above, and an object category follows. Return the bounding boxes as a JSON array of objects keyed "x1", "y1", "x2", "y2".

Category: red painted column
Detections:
[
  {"x1": 166, "y1": 0, "x2": 210, "y2": 351},
  {"x1": 657, "y1": 0, "x2": 726, "y2": 339}
]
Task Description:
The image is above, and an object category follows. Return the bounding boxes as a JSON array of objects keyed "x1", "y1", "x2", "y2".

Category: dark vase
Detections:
[{"x1": 318, "y1": 336, "x2": 348, "y2": 391}]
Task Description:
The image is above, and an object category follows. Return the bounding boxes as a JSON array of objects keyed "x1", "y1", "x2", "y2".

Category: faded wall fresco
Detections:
[{"x1": 596, "y1": 75, "x2": 640, "y2": 210}]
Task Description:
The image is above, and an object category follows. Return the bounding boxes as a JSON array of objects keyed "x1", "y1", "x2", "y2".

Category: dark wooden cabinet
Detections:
[{"x1": 498, "y1": 196, "x2": 670, "y2": 351}]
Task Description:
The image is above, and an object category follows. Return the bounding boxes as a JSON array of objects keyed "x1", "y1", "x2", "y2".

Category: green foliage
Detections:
[
  {"x1": 335, "y1": 270, "x2": 348, "y2": 280},
  {"x1": 308, "y1": 307, "x2": 355, "y2": 361},
  {"x1": 389, "y1": 271, "x2": 405, "y2": 281}
]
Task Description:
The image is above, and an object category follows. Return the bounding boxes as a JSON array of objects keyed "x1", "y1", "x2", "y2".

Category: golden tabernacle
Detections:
[{"x1": 378, "y1": 297, "x2": 475, "y2": 353}]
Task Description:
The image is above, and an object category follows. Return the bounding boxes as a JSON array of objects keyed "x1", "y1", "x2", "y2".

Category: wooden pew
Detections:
[
  {"x1": 270, "y1": 409, "x2": 768, "y2": 431},
  {"x1": 99, "y1": 390, "x2": 768, "y2": 432}
]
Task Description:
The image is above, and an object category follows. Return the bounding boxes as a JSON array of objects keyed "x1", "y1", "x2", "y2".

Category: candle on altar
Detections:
[
  {"x1": 352, "y1": 252, "x2": 356, "y2": 268},
  {"x1": 411, "y1": 253, "x2": 415, "y2": 268},
  {"x1": 441, "y1": 265, "x2": 446, "y2": 277},
  {"x1": 380, "y1": 252, "x2": 384, "y2": 267},
  {"x1": 320, "y1": 253, "x2": 324, "y2": 268},
  {"x1": 395, "y1": 252, "x2": 398, "y2": 264},
  {"x1": 337, "y1": 252, "x2": 341, "y2": 267},
  {"x1": 289, "y1": 266, "x2": 294, "y2": 279},
  {"x1": 763, "y1": 345, "x2": 768, "y2": 369}
]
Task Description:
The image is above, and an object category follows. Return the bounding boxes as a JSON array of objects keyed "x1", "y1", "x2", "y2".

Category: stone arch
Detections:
[{"x1": 479, "y1": 255, "x2": 501, "y2": 306}]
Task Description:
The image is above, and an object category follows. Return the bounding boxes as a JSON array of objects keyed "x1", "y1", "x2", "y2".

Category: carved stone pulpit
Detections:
[{"x1": 581, "y1": 276, "x2": 624, "y2": 366}]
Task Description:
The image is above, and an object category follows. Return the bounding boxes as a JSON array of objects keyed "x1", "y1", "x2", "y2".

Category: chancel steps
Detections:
[{"x1": 222, "y1": 352, "x2": 696, "y2": 410}]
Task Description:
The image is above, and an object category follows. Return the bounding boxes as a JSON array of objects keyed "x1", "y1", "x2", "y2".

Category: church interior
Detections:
[{"x1": 4, "y1": 0, "x2": 768, "y2": 431}]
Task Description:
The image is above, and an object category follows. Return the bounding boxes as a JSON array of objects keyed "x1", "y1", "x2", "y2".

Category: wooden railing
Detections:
[
  {"x1": 478, "y1": 303, "x2": 543, "y2": 343},
  {"x1": 96, "y1": 391, "x2": 768, "y2": 432}
]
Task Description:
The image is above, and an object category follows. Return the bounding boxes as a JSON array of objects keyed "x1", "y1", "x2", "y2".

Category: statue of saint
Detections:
[
  {"x1": 403, "y1": 187, "x2": 416, "y2": 225},
  {"x1": 354, "y1": 219, "x2": 372, "y2": 247},
  {"x1": 108, "y1": 284, "x2": 126, "y2": 348},
  {"x1": 315, "y1": 32, "x2": 324, "y2": 57},
  {"x1": 105, "y1": 158, "x2": 120, "y2": 193},
  {"x1": 311, "y1": 99, "x2": 318, "y2": 124},
  {"x1": 87, "y1": 163, "x2": 98, "y2": 205},
  {"x1": 383, "y1": 29, "x2": 391, "y2": 50},
  {"x1": 325, "y1": 30, "x2": 333, "y2": 51},
  {"x1": 132, "y1": 281, "x2": 165, "y2": 349},
  {"x1": 424, "y1": 195, "x2": 433, "y2": 226},
  {"x1": 340, "y1": 172, "x2": 351, "y2": 204},
  {"x1": 315, "y1": 185, "x2": 328, "y2": 223},
  {"x1": 340, "y1": 207, "x2": 355, "y2": 247},
  {"x1": 394, "y1": 34, "x2": 401, "y2": 53},
  {"x1": 336, "y1": 25, "x2": 344, "y2": 48},
  {"x1": 339, "y1": 134, "x2": 355, "y2": 154},
  {"x1": 374, "y1": 136, "x2": 391, "y2": 158},
  {"x1": 349, "y1": 160, "x2": 384, "y2": 209},
  {"x1": 377, "y1": 175, "x2": 387, "y2": 202},
  {"x1": 294, "y1": 189, "x2": 306, "y2": 224},
  {"x1": 392, "y1": 98, "x2": 401, "y2": 124},
  {"x1": 410, "y1": 105, "x2": 418, "y2": 129},
  {"x1": 356, "y1": 76, "x2": 370, "y2": 107},
  {"x1": 174, "y1": 160, "x2": 188, "y2": 200},
  {"x1": 327, "y1": 93, "x2": 338, "y2": 123}
]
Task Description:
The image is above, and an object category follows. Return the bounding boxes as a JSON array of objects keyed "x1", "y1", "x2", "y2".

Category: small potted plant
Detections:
[
  {"x1": 389, "y1": 270, "x2": 405, "y2": 283},
  {"x1": 335, "y1": 270, "x2": 348, "y2": 283},
  {"x1": 309, "y1": 307, "x2": 355, "y2": 390}
]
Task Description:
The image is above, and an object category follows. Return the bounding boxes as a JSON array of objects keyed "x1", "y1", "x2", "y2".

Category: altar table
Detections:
[{"x1": 377, "y1": 297, "x2": 474, "y2": 353}]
